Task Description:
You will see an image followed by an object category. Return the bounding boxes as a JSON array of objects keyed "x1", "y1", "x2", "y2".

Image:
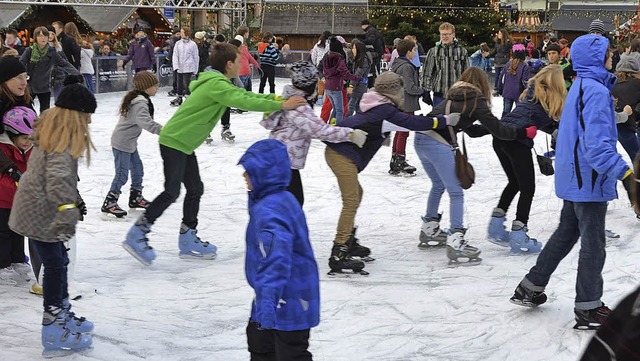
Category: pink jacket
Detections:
[{"x1": 240, "y1": 45, "x2": 260, "y2": 76}]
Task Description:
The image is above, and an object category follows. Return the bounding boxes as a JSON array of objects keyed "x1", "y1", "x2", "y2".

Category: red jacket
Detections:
[
  {"x1": 240, "y1": 44, "x2": 260, "y2": 77},
  {"x1": 0, "y1": 139, "x2": 30, "y2": 209}
]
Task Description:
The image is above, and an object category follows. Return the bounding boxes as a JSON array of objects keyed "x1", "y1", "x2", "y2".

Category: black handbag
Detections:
[{"x1": 533, "y1": 135, "x2": 554, "y2": 176}]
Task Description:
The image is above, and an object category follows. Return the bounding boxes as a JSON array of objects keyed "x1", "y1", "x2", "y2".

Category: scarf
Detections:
[{"x1": 29, "y1": 43, "x2": 49, "y2": 63}]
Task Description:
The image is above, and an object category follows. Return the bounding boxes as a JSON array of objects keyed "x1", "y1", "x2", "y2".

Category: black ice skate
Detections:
[
  {"x1": 205, "y1": 134, "x2": 213, "y2": 145},
  {"x1": 221, "y1": 125, "x2": 235, "y2": 143},
  {"x1": 230, "y1": 108, "x2": 246, "y2": 114},
  {"x1": 389, "y1": 155, "x2": 416, "y2": 177},
  {"x1": 129, "y1": 189, "x2": 150, "y2": 209},
  {"x1": 168, "y1": 89, "x2": 177, "y2": 96},
  {"x1": 170, "y1": 96, "x2": 182, "y2": 107},
  {"x1": 328, "y1": 244, "x2": 368, "y2": 276},
  {"x1": 509, "y1": 283, "x2": 547, "y2": 308},
  {"x1": 573, "y1": 305, "x2": 611, "y2": 330},
  {"x1": 346, "y1": 227, "x2": 374, "y2": 262},
  {"x1": 101, "y1": 192, "x2": 127, "y2": 220}
]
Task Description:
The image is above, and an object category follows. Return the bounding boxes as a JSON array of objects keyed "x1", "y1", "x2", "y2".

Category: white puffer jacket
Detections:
[
  {"x1": 172, "y1": 39, "x2": 199, "y2": 74},
  {"x1": 80, "y1": 48, "x2": 94, "y2": 75}
]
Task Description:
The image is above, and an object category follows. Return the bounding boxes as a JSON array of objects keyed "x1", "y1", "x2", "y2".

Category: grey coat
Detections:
[
  {"x1": 391, "y1": 56, "x2": 424, "y2": 112},
  {"x1": 9, "y1": 146, "x2": 79, "y2": 242},
  {"x1": 20, "y1": 46, "x2": 80, "y2": 94},
  {"x1": 111, "y1": 95, "x2": 162, "y2": 153}
]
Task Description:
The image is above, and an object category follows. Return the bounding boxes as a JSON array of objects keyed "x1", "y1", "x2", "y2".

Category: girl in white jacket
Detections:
[
  {"x1": 260, "y1": 61, "x2": 367, "y2": 205},
  {"x1": 80, "y1": 41, "x2": 95, "y2": 93},
  {"x1": 170, "y1": 27, "x2": 199, "y2": 106}
]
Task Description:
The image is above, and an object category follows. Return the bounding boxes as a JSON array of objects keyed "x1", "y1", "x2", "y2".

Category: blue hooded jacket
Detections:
[
  {"x1": 555, "y1": 34, "x2": 630, "y2": 202},
  {"x1": 238, "y1": 139, "x2": 320, "y2": 331}
]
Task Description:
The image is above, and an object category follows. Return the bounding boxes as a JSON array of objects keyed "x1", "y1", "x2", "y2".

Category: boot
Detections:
[
  {"x1": 178, "y1": 223, "x2": 217, "y2": 260},
  {"x1": 574, "y1": 305, "x2": 612, "y2": 330},
  {"x1": 122, "y1": 216, "x2": 155, "y2": 265},
  {"x1": 221, "y1": 125, "x2": 235, "y2": 143},
  {"x1": 509, "y1": 283, "x2": 547, "y2": 307},
  {"x1": 446, "y1": 228, "x2": 482, "y2": 265},
  {"x1": 101, "y1": 192, "x2": 127, "y2": 218},
  {"x1": 398, "y1": 155, "x2": 417, "y2": 174},
  {"x1": 128, "y1": 188, "x2": 150, "y2": 209},
  {"x1": 509, "y1": 221, "x2": 543, "y2": 255},
  {"x1": 345, "y1": 227, "x2": 373, "y2": 261},
  {"x1": 61, "y1": 298, "x2": 94, "y2": 333},
  {"x1": 41, "y1": 307, "x2": 92, "y2": 358},
  {"x1": 388, "y1": 155, "x2": 402, "y2": 175},
  {"x1": 328, "y1": 244, "x2": 366, "y2": 275},
  {"x1": 418, "y1": 214, "x2": 447, "y2": 248},
  {"x1": 487, "y1": 208, "x2": 510, "y2": 247}
]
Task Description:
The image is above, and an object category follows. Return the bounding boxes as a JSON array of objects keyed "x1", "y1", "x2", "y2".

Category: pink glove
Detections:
[{"x1": 525, "y1": 126, "x2": 537, "y2": 139}]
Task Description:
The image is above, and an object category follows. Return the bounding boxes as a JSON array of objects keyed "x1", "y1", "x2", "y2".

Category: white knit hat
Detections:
[
  {"x1": 234, "y1": 34, "x2": 244, "y2": 43},
  {"x1": 194, "y1": 31, "x2": 206, "y2": 40}
]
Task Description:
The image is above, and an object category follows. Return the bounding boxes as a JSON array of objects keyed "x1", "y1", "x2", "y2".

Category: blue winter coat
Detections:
[
  {"x1": 238, "y1": 139, "x2": 320, "y2": 331},
  {"x1": 500, "y1": 83, "x2": 556, "y2": 148},
  {"x1": 555, "y1": 34, "x2": 630, "y2": 202}
]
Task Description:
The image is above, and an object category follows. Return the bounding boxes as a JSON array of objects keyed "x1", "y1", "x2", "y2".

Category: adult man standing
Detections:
[
  {"x1": 420, "y1": 22, "x2": 470, "y2": 106},
  {"x1": 361, "y1": 19, "x2": 385, "y2": 85},
  {"x1": 52, "y1": 21, "x2": 79, "y2": 69},
  {"x1": 123, "y1": 30, "x2": 155, "y2": 74}
]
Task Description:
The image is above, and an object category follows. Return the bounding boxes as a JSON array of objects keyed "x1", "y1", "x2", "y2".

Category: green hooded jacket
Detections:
[{"x1": 159, "y1": 70, "x2": 283, "y2": 154}]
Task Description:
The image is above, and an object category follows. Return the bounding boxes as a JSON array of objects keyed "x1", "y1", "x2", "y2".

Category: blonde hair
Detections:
[
  {"x1": 48, "y1": 31, "x2": 61, "y2": 50},
  {"x1": 520, "y1": 64, "x2": 566, "y2": 120},
  {"x1": 439, "y1": 22, "x2": 455, "y2": 33},
  {"x1": 616, "y1": 71, "x2": 640, "y2": 82},
  {"x1": 33, "y1": 107, "x2": 95, "y2": 164}
]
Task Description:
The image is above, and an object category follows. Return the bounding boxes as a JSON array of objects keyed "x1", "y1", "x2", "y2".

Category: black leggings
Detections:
[
  {"x1": 259, "y1": 65, "x2": 276, "y2": 94},
  {"x1": 287, "y1": 169, "x2": 303, "y2": 206},
  {"x1": 34, "y1": 92, "x2": 51, "y2": 114},
  {"x1": 493, "y1": 138, "x2": 535, "y2": 224}
]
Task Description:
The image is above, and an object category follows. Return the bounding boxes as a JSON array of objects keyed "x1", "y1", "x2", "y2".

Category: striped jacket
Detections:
[
  {"x1": 258, "y1": 42, "x2": 280, "y2": 67},
  {"x1": 420, "y1": 41, "x2": 470, "y2": 95}
]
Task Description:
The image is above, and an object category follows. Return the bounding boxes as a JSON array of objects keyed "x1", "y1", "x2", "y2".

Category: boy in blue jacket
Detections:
[
  {"x1": 510, "y1": 34, "x2": 636, "y2": 330},
  {"x1": 238, "y1": 139, "x2": 319, "y2": 361}
]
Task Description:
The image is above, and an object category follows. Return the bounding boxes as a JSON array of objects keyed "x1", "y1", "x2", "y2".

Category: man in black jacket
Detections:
[
  {"x1": 361, "y1": 19, "x2": 385, "y2": 85},
  {"x1": 52, "y1": 21, "x2": 80, "y2": 69}
]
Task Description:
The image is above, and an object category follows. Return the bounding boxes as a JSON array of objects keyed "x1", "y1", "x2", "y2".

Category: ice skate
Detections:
[
  {"x1": 509, "y1": 283, "x2": 547, "y2": 307},
  {"x1": 221, "y1": 125, "x2": 235, "y2": 143},
  {"x1": 418, "y1": 214, "x2": 448, "y2": 248},
  {"x1": 205, "y1": 134, "x2": 213, "y2": 145},
  {"x1": 122, "y1": 218, "x2": 155, "y2": 265},
  {"x1": 62, "y1": 298, "x2": 94, "y2": 333},
  {"x1": 327, "y1": 244, "x2": 368, "y2": 276},
  {"x1": 573, "y1": 305, "x2": 611, "y2": 330},
  {"x1": 446, "y1": 229, "x2": 482, "y2": 266},
  {"x1": 399, "y1": 156, "x2": 417, "y2": 176},
  {"x1": 346, "y1": 228, "x2": 374, "y2": 262},
  {"x1": 389, "y1": 155, "x2": 416, "y2": 177},
  {"x1": 169, "y1": 96, "x2": 182, "y2": 107},
  {"x1": 168, "y1": 89, "x2": 177, "y2": 96},
  {"x1": 100, "y1": 192, "x2": 128, "y2": 220},
  {"x1": 41, "y1": 308, "x2": 92, "y2": 358},
  {"x1": 230, "y1": 108, "x2": 246, "y2": 114},
  {"x1": 509, "y1": 221, "x2": 542, "y2": 255},
  {"x1": 128, "y1": 188, "x2": 150, "y2": 210},
  {"x1": 487, "y1": 208, "x2": 510, "y2": 247},
  {"x1": 178, "y1": 224, "x2": 217, "y2": 260}
]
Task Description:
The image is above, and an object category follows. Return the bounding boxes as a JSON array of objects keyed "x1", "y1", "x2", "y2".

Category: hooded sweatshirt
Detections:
[
  {"x1": 261, "y1": 85, "x2": 353, "y2": 169},
  {"x1": 0, "y1": 132, "x2": 31, "y2": 208},
  {"x1": 159, "y1": 70, "x2": 283, "y2": 155},
  {"x1": 238, "y1": 139, "x2": 320, "y2": 331},
  {"x1": 554, "y1": 34, "x2": 630, "y2": 202},
  {"x1": 111, "y1": 94, "x2": 163, "y2": 153}
]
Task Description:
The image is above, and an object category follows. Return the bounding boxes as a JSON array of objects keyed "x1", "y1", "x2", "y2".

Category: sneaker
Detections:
[
  {"x1": 574, "y1": 305, "x2": 611, "y2": 330},
  {"x1": 122, "y1": 220, "x2": 155, "y2": 265},
  {"x1": 510, "y1": 283, "x2": 547, "y2": 307},
  {"x1": 0, "y1": 266, "x2": 22, "y2": 286},
  {"x1": 178, "y1": 224, "x2": 217, "y2": 260},
  {"x1": 487, "y1": 208, "x2": 510, "y2": 247},
  {"x1": 41, "y1": 308, "x2": 92, "y2": 358}
]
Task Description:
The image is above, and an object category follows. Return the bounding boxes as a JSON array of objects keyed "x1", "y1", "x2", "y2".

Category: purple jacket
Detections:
[
  {"x1": 326, "y1": 92, "x2": 446, "y2": 172},
  {"x1": 125, "y1": 38, "x2": 155, "y2": 69},
  {"x1": 323, "y1": 52, "x2": 360, "y2": 91},
  {"x1": 499, "y1": 60, "x2": 531, "y2": 101}
]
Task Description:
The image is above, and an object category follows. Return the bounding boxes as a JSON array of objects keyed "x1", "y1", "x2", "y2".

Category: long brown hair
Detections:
[
  {"x1": 0, "y1": 82, "x2": 32, "y2": 106},
  {"x1": 520, "y1": 64, "x2": 566, "y2": 120},
  {"x1": 455, "y1": 66, "x2": 492, "y2": 114},
  {"x1": 508, "y1": 58, "x2": 522, "y2": 75},
  {"x1": 34, "y1": 107, "x2": 95, "y2": 164},
  {"x1": 497, "y1": 29, "x2": 512, "y2": 45},
  {"x1": 64, "y1": 22, "x2": 83, "y2": 46}
]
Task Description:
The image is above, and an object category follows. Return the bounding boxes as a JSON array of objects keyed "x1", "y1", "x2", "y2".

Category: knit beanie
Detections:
[
  {"x1": 215, "y1": 34, "x2": 226, "y2": 43},
  {"x1": 55, "y1": 77, "x2": 97, "y2": 113},
  {"x1": 512, "y1": 43, "x2": 526, "y2": 60},
  {"x1": 329, "y1": 37, "x2": 343, "y2": 53},
  {"x1": 616, "y1": 54, "x2": 640, "y2": 73},
  {"x1": 194, "y1": 31, "x2": 205, "y2": 40},
  {"x1": 545, "y1": 43, "x2": 562, "y2": 53},
  {"x1": 289, "y1": 61, "x2": 318, "y2": 95},
  {"x1": 589, "y1": 19, "x2": 606, "y2": 35},
  {"x1": 0, "y1": 56, "x2": 27, "y2": 84},
  {"x1": 133, "y1": 71, "x2": 159, "y2": 91},
  {"x1": 374, "y1": 71, "x2": 405, "y2": 109}
]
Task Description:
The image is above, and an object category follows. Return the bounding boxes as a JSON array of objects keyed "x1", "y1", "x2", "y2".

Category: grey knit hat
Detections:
[
  {"x1": 589, "y1": 19, "x2": 606, "y2": 35},
  {"x1": 289, "y1": 61, "x2": 318, "y2": 88},
  {"x1": 374, "y1": 71, "x2": 405, "y2": 108},
  {"x1": 616, "y1": 54, "x2": 640, "y2": 73}
]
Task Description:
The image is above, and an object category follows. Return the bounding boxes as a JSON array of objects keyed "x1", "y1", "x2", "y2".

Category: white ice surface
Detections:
[{"x1": 1, "y1": 78, "x2": 638, "y2": 361}]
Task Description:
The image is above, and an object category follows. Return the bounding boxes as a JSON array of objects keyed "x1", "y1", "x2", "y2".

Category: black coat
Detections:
[
  {"x1": 58, "y1": 33, "x2": 81, "y2": 69},
  {"x1": 611, "y1": 77, "x2": 640, "y2": 131}
]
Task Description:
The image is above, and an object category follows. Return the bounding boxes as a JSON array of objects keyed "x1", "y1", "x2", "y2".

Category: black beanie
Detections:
[
  {"x1": 0, "y1": 57, "x2": 27, "y2": 84},
  {"x1": 329, "y1": 37, "x2": 343, "y2": 53},
  {"x1": 55, "y1": 83, "x2": 97, "y2": 113}
]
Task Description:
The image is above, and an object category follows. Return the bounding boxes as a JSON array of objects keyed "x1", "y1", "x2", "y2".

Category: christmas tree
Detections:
[{"x1": 369, "y1": 0, "x2": 508, "y2": 49}]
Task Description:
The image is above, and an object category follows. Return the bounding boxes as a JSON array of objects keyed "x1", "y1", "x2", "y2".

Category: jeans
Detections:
[
  {"x1": 259, "y1": 65, "x2": 275, "y2": 94},
  {"x1": 144, "y1": 145, "x2": 204, "y2": 229},
  {"x1": 83, "y1": 74, "x2": 95, "y2": 94},
  {"x1": 346, "y1": 91, "x2": 363, "y2": 116},
  {"x1": 617, "y1": 126, "x2": 639, "y2": 161},
  {"x1": 325, "y1": 147, "x2": 362, "y2": 244},
  {"x1": 109, "y1": 148, "x2": 144, "y2": 194},
  {"x1": 522, "y1": 200, "x2": 607, "y2": 310},
  {"x1": 32, "y1": 240, "x2": 69, "y2": 310},
  {"x1": 325, "y1": 89, "x2": 345, "y2": 124},
  {"x1": 246, "y1": 320, "x2": 312, "y2": 361},
  {"x1": 493, "y1": 138, "x2": 535, "y2": 224},
  {"x1": 502, "y1": 98, "x2": 515, "y2": 119},
  {"x1": 320, "y1": 88, "x2": 347, "y2": 122},
  {"x1": 240, "y1": 75, "x2": 252, "y2": 92},
  {"x1": 494, "y1": 66, "x2": 504, "y2": 90},
  {"x1": 177, "y1": 72, "x2": 193, "y2": 96},
  {"x1": 414, "y1": 133, "x2": 464, "y2": 229}
]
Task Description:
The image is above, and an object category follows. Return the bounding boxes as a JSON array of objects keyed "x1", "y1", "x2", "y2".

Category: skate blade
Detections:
[
  {"x1": 510, "y1": 249, "x2": 542, "y2": 256},
  {"x1": 605, "y1": 230, "x2": 620, "y2": 239},
  {"x1": 42, "y1": 346, "x2": 93, "y2": 358},
  {"x1": 327, "y1": 269, "x2": 370, "y2": 277},
  {"x1": 122, "y1": 243, "x2": 153, "y2": 266},
  {"x1": 486, "y1": 238, "x2": 511, "y2": 248},
  {"x1": 179, "y1": 252, "x2": 218, "y2": 260},
  {"x1": 354, "y1": 256, "x2": 375, "y2": 262},
  {"x1": 509, "y1": 298, "x2": 540, "y2": 308},
  {"x1": 573, "y1": 322, "x2": 601, "y2": 331},
  {"x1": 447, "y1": 257, "x2": 482, "y2": 267},
  {"x1": 418, "y1": 241, "x2": 446, "y2": 248},
  {"x1": 99, "y1": 213, "x2": 128, "y2": 221},
  {"x1": 127, "y1": 208, "x2": 146, "y2": 216}
]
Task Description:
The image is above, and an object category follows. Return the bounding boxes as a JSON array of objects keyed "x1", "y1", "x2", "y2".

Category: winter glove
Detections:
[
  {"x1": 525, "y1": 126, "x2": 538, "y2": 139},
  {"x1": 445, "y1": 112, "x2": 461, "y2": 127},
  {"x1": 49, "y1": 208, "x2": 78, "y2": 240},
  {"x1": 421, "y1": 90, "x2": 433, "y2": 106},
  {"x1": 76, "y1": 190, "x2": 87, "y2": 222},
  {"x1": 5, "y1": 166, "x2": 22, "y2": 183},
  {"x1": 349, "y1": 129, "x2": 368, "y2": 148}
]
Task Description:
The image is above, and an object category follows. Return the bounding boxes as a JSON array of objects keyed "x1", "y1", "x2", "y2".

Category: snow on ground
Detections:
[{"x1": 1, "y1": 78, "x2": 639, "y2": 361}]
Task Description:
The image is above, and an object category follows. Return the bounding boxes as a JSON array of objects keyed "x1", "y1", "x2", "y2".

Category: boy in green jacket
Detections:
[{"x1": 122, "y1": 43, "x2": 306, "y2": 265}]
